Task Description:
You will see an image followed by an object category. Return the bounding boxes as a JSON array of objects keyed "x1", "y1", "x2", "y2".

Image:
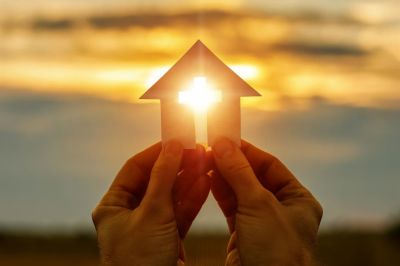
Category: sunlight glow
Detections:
[
  {"x1": 146, "y1": 66, "x2": 170, "y2": 87},
  {"x1": 179, "y1": 76, "x2": 222, "y2": 112},
  {"x1": 231, "y1": 65, "x2": 259, "y2": 80}
]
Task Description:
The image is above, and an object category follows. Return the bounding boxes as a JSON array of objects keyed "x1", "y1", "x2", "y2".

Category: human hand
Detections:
[
  {"x1": 92, "y1": 141, "x2": 210, "y2": 266},
  {"x1": 210, "y1": 139, "x2": 323, "y2": 266}
]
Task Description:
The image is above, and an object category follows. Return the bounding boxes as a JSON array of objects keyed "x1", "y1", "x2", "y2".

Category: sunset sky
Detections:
[
  {"x1": 0, "y1": 0, "x2": 399, "y2": 231},
  {"x1": 1, "y1": 0, "x2": 399, "y2": 108}
]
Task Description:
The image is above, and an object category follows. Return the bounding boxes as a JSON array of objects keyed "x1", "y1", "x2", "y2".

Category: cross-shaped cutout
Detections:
[{"x1": 178, "y1": 76, "x2": 222, "y2": 112}]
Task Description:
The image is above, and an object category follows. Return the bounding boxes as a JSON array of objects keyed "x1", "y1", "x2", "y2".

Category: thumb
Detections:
[
  {"x1": 142, "y1": 140, "x2": 183, "y2": 210},
  {"x1": 212, "y1": 138, "x2": 265, "y2": 205}
]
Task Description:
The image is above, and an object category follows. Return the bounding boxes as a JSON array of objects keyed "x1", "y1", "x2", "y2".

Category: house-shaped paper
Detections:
[{"x1": 140, "y1": 40, "x2": 261, "y2": 149}]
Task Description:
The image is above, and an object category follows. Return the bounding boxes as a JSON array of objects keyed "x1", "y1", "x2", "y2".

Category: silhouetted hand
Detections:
[
  {"x1": 211, "y1": 139, "x2": 323, "y2": 266},
  {"x1": 92, "y1": 141, "x2": 210, "y2": 266}
]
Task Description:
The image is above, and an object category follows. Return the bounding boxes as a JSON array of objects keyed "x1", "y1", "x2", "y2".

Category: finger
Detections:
[
  {"x1": 180, "y1": 144, "x2": 207, "y2": 171},
  {"x1": 205, "y1": 148, "x2": 215, "y2": 173},
  {"x1": 226, "y1": 231, "x2": 238, "y2": 253},
  {"x1": 173, "y1": 145, "x2": 206, "y2": 203},
  {"x1": 241, "y1": 140, "x2": 314, "y2": 204},
  {"x1": 141, "y1": 140, "x2": 183, "y2": 209},
  {"x1": 178, "y1": 239, "x2": 185, "y2": 263},
  {"x1": 212, "y1": 138, "x2": 267, "y2": 205},
  {"x1": 210, "y1": 170, "x2": 236, "y2": 232},
  {"x1": 99, "y1": 142, "x2": 161, "y2": 209},
  {"x1": 175, "y1": 172, "x2": 210, "y2": 238},
  {"x1": 174, "y1": 144, "x2": 210, "y2": 238}
]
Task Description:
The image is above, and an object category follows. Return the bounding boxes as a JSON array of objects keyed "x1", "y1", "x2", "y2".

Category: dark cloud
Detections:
[
  {"x1": 32, "y1": 18, "x2": 76, "y2": 31},
  {"x1": 273, "y1": 42, "x2": 368, "y2": 56},
  {"x1": 1, "y1": 9, "x2": 375, "y2": 63},
  {"x1": 25, "y1": 9, "x2": 366, "y2": 31},
  {"x1": 87, "y1": 10, "x2": 239, "y2": 29}
]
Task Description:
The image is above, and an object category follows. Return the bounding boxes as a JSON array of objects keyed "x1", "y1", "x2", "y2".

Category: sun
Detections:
[{"x1": 178, "y1": 76, "x2": 222, "y2": 112}]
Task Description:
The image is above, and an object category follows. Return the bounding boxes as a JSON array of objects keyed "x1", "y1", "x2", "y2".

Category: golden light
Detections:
[
  {"x1": 230, "y1": 64, "x2": 260, "y2": 80},
  {"x1": 179, "y1": 76, "x2": 222, "y2": 112},
  {"x1": 146, "y1": 66, "x2": 170, "y2": 88}
]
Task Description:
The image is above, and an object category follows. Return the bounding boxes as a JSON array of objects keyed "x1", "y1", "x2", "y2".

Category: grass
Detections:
[{"x1": 0, "y1": 230, "x2": 399, "y2": 265}]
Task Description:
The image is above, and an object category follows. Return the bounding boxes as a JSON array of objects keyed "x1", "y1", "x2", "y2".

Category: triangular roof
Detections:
[{"x1": 140, "y1": 40, "x2": 260, "y2": 99}]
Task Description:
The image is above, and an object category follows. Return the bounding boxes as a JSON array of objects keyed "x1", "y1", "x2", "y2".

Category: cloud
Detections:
[{"x1": 273, "y1": 42, "x2": 368, "y2": 56}]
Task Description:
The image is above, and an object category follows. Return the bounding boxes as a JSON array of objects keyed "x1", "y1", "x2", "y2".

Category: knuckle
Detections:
[
  {"x1": 91, "y1": 207, "x2": 102, "y2": 226},
  {"x1": 124, "y1": 157, "x2": 134, "y2": 167},
  {"x1": 268, "y1": 155, "x2": 281, "y2": 169},
  {"x1": 226, "y1": 161, "x2": 251, "y2": 176},
  {"x1": 310, "y1": 199, "x2": 323, "y2": 221},
  {"x1": 315, "y1": 201, "x2": 324, "y2": 220},
  {"x1": 124, "y1": 156, "x2": 139, "y2": 170},
  {"x1": 270, "y1": 155, "x2": 280, "y2": 164}
]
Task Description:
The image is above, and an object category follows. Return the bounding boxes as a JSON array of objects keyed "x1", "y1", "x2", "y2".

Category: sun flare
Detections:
[{"x1": 178, "y1": 76, "x2": 222, "y2": 112}]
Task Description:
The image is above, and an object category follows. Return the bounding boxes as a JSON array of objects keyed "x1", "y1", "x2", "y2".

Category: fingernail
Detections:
[
  {"x1": 165, "y1": 140, "x2": 183, "y2": 157},
  {"x1": 213, "y1": 138, "x2": 234, "y2": 158}
]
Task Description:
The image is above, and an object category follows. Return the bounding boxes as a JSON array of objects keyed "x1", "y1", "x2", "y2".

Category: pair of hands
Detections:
[{"x1": 92, "y1": 139, "x2": 323, "y2": 266}]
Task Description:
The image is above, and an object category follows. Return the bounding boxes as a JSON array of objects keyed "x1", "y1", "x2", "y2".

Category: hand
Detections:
[
  {"x1": 92, "y1": 141, "x2": 210, "y2": 266},
  {"x1": 210, "y1": 139, "x2": 323, "y2": 266}
]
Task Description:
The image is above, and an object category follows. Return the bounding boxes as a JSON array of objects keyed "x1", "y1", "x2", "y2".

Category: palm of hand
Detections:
[
  {"x1": 92, "y1": 143, "x2": 210, "y2": 266},
  {"x1": 211, "y1": 140, "x2": 322, "y2": 266}
]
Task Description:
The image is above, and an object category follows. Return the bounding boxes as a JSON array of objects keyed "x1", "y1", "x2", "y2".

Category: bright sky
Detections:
[{"x1": 0, "y1": 0, "x2": 399, "y2": 110}]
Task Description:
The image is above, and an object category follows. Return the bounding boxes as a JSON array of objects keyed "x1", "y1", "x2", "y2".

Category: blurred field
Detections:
[{"x1": 1, "y1": 230, "x2": 399, "y2": 266}]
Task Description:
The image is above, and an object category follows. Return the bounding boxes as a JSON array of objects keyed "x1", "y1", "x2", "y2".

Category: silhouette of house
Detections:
[{"x1": 140, "y1": 40, "x2": 260, "y2": 148}]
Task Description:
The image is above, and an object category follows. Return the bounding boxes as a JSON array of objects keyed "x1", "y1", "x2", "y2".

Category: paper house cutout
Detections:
[{"x1": 140, "y1": 40, "x2": 261, "y2": 149}]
